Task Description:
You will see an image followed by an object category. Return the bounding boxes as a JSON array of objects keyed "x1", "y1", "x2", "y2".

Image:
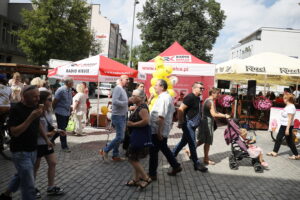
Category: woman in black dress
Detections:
[
  {"x1": 126, "y1": 89, "x2": 152, "y2": 189},
  {"x1": 198, "y1": 88, "x2": 230, "y2": 165}
]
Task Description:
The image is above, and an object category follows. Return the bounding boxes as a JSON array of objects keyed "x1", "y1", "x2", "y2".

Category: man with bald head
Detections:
[
  {"x1": 0, "y1": 85, "x2": 53, "y2": 200},
  {"x1": 100, "y1": 75, "x2": 129, "y2": 161}
]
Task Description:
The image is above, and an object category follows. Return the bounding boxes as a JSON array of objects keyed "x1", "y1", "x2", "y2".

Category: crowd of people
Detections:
[{"x1": 0, "y1": 72, "x2": 300, "y2": 200}]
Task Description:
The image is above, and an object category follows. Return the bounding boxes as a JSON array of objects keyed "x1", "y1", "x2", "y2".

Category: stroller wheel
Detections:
[
  {"x1": 253, "y1": 162, "x2": 264, "y2": 173},
  {"x1": 229, "y1": 155, "x2": 239, "y2": 170}
]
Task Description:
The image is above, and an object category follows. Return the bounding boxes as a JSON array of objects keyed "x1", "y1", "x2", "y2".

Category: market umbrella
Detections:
[{"x1": 216, "y1": 52, "x2": 300, "y2": 85}]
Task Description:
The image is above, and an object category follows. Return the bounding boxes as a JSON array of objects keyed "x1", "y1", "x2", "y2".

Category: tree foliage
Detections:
[
  {"x1": 16, "y1": 0, "x2": 100, "y2": 65},
  {"x1": 137, "y1": 0, "x2": 226, "y2": 62}
]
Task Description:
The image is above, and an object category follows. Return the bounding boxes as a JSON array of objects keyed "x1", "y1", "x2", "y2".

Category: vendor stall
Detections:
[
  {"x1": 216, "y1": 52, "x2": 300, "y2": 130},
  {"x1": 48, "y1": 54, "x2": 138, "y2": 127},
  {"x1": 138, "y1": 41, "x2": 215, "y2": 99}
]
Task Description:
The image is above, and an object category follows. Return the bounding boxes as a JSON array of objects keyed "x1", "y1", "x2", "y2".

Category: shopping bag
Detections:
[{"x1": 66, "y1": 115, "x2": 76, "y2": 132}]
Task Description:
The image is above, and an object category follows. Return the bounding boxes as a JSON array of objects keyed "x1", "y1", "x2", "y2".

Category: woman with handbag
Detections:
[
  {"x1": 72, "y1": 83, "x2": 87, "y2": 136},
  {"x1": 34, "y1": 91, "x2": 65, "y2": 198},
  {"x1": 197, "y1": 88, "x2": 230, "y2": 165},
  {"x1": 125, "y1": 89, "x2": 152, "y2": 189}
]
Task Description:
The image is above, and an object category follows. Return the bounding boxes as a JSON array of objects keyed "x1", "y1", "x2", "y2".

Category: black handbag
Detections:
[
  {"x1": 44, "y1": 114, "x2": 55, "y2": 132},
  {"x1": 186, "y1": 113, "x2": 201, "y2": 128}
]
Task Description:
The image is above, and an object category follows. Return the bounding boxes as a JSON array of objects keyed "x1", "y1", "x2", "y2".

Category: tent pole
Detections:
[
  {"x1": 97, "y1": 75, "x2": 100, "y2": 127},
  {"x1": 264, "y1": 74, "x2": 267, "y2": 95}
]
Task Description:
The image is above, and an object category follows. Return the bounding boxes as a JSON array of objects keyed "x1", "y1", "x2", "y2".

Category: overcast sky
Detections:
[{"x1": 10, "y1": 0, "x2": 300, "y2": 64}]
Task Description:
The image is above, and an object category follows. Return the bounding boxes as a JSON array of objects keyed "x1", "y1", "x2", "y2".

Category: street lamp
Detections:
[{"x1": 128, "y1": 0, "x2": 139, "y2": 68}]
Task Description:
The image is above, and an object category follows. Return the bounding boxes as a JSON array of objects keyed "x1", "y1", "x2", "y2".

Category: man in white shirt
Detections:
[{"x1": 148, "y1": 79, "x2": 182, "y2": 180}]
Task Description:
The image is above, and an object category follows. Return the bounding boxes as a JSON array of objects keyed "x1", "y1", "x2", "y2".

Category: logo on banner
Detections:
[
  {"x1": 246, "y1": 65, "x2": 266, "y2": 73},
  {"x1": 280, "y1": 68, "x2": 300, "y2": 75},
  {"x1": 163, "y1": 55, "x2": 192, "y2": 62}
]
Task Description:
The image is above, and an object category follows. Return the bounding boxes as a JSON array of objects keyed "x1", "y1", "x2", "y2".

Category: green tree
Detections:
[
  {"x1": 137, "y1": 0, "x2": 226, "y2": 62},
  {"x1": 16, "y1": 0, "x2": 100, "y2": 65}
]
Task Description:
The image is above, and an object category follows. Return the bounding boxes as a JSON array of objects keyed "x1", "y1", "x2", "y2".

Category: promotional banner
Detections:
[
  {"x1": 138, "y1": 62, "x2": 215, "y2": 76},
  {"x1": 269, "y1": 107, "x2": 300, "y2": 133},
  {"x1": 48, "y1": 55, "x2": 138, "y2": 82}
]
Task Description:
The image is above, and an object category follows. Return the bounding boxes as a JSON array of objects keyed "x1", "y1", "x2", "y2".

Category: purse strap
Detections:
[{"x1": 43, "y1": 113, "x2": 54, "y2": 131}]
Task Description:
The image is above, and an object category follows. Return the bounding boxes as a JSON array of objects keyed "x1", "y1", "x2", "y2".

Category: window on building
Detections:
[
  {"x1": 6, "y1": 56, "x2": 12, "y2": 63},
  {"x1": 2, "y1": 23, "x2": 9, "y2": 43},
  {"x1": 11, "y1": 25, "x2": 18, "y2": 46}
]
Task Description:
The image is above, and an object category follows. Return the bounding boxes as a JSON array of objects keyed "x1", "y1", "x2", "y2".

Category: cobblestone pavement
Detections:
[{"x1": 1, "y1": 124, "x2": 300, "y2": 200}]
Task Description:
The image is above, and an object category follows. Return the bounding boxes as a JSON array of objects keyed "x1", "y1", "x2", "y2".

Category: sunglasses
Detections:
[{"x1": 200, "y1": 87, "x2": 205, "y2": 90}]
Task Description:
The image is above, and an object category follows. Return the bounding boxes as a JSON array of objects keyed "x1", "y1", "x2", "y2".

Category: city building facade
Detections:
[
  {"x1": 230, "y1": 27, "x2": 300, "y2": 60},
  {"x1": 0, "y1": 0, "x2": 32, "y2": 64},
  {"x1": 90, "y1": 4, "x2": 127, "y2": 59}
]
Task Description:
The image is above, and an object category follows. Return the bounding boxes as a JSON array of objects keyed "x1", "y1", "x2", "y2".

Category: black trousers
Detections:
[
  {"x1": 273, "y1": 125, "x2": 298, "y2": 156},
  {"x1": 149, "y1": 135, "x2": 181, "y2": 176}
]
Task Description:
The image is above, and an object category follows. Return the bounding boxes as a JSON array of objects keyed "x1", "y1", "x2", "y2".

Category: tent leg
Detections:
[
  {"x1": 234, "y1": 84, "x2": 238, "y2": 119},
  {"x1": 97, "y1": 76, "x2": 100, "y2": 128}
]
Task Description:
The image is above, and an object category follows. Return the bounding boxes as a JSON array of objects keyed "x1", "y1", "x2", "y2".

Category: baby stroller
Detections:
[{"x1": 224, "y1": 119, "x2": 264, "y2": 173}]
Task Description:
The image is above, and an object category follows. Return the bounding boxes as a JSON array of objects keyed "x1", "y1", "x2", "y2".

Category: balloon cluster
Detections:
[{"x1": 149, "y1": 56, "x2": 178, "y2": 111}]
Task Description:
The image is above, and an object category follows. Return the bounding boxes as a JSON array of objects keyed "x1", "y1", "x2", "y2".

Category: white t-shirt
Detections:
[
  {"x1": 150, "y1": 92, "x2": 175, "y2": 138},
  {"x1": 0, "y1": 84, "x2": 12, "y2": 107},
  {"x1": 280, "y1": 104, "x2": 296, "y2": 126},
  {"x1": 72, "y1": 92, "x2": 87, "y2": 115}
]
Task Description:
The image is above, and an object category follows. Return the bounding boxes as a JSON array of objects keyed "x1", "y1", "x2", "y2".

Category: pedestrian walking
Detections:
[
  {"x1": 100, "y1": 75, "x2": 129, "y2": 161},
  {"x1": 0, "y1": 85, "x2": 53, "y2": 200},
  {"x1": 72, "y1": 83, "x2": 87, "y2": 136},
  {"x1": 125, "y1": 89, "x2": 152, "y2": 189},
  {"x1": 51, "y1": 77, "x2": 73, "y2": 152},
  {"x1": 197, "y1": 88, "x2": 230, "y2": 165},
  {"x1": 34, "y1": 91, "x2": 64, "y2": 198},
  {"x1": 148, "y1": 79, "x2": 182, "y2": 180},
  {"x1": 267, "y1": 93, "x2": 300, "y2": 160},
  {"x1": 173, "y1": 82, "x2": 208, "y2": 172},
  {"x1": 8, "y1": 72, "x2": 23, "y2": 105}
]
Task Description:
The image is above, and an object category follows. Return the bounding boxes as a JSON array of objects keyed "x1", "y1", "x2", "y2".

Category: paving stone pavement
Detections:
[{"x1": 1, "y1": 124, "x2": 300, "y2": 200}]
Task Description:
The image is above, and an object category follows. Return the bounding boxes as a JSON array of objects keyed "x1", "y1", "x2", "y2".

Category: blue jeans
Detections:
[
  {"x1": 8, "y1": 151, "x2": 37, "y2": 200},
  {"x1": 173, "y1": 121, "x2": 200, "y2": 167},
  {"x1": 51, "y1": 114, "x2": 69, "y2": 149},
  {"x1": 103, "y1": 115, "x2": 126, "y2": 157},
  {"x1": 149, "y1": 135, "x2": 181, "y2": 177}
]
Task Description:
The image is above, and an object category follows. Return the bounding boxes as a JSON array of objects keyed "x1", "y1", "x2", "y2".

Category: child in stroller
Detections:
[
  {"x1": 224, "y1": 119, "x2": 267, "y2": 172},
  {"x1": 240, "y1": 128, "x2": 268, "y2": 168}
]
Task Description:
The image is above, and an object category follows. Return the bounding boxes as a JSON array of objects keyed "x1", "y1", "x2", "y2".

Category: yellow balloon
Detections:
[
  {"x1": 101, "y1": 106, "x2": 108, "y2": 115},
  {"x1": 167, "y1": 89, "x2": 176, "y2": 97},
  {"x1": 164, "y1": 65, "x2": 173, "y2": 76},
  {"x1": 154, "y1": 56, "x2": 164, "y2": 69},
  {"x1": 153, "y1": 71, "x2": 163, "y2": 79},
  {"x1": 149, "y1": 87, "x2": 157, "y2": 95},
  {"x1": 162, "y1": 77, "x2": 172, "y2": 88},
  {"x1": 158, "y1": 69, "x2": 167, "y2": 77},
  {"x1": 149, "y1": 95, "x2": 158, "y2": 111},
  {"x1": 151, "y1": 77, "x2": 158, "y2": 86}
]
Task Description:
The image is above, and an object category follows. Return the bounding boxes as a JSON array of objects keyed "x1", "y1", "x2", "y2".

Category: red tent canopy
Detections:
[
  {"x1": 48, "y1": 55, "x2": 138, "y2": 82},
  {"x1": 149, "y1": 41, "x2": 209, "y2": 64},
  {"x1": 138, "y1": 41, "x2": 215, "y2": 99}
]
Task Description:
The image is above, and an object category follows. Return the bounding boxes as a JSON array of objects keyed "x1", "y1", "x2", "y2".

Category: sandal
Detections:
[
  {"x1": 125, "y1": 179, "x2": 139, "y2": 187},
  {"x1": 204, "y1": 159, "x2": 216, "y2": 165},
  {"x1": 288, "y1": 155, "x2": 300, "y2": 160},
  {"x1": 266, "y1": 152, "x2": 277, "y2": 157},
  {"x1": 138, "y1": 177, "x2": 152, "y2": 189}
]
